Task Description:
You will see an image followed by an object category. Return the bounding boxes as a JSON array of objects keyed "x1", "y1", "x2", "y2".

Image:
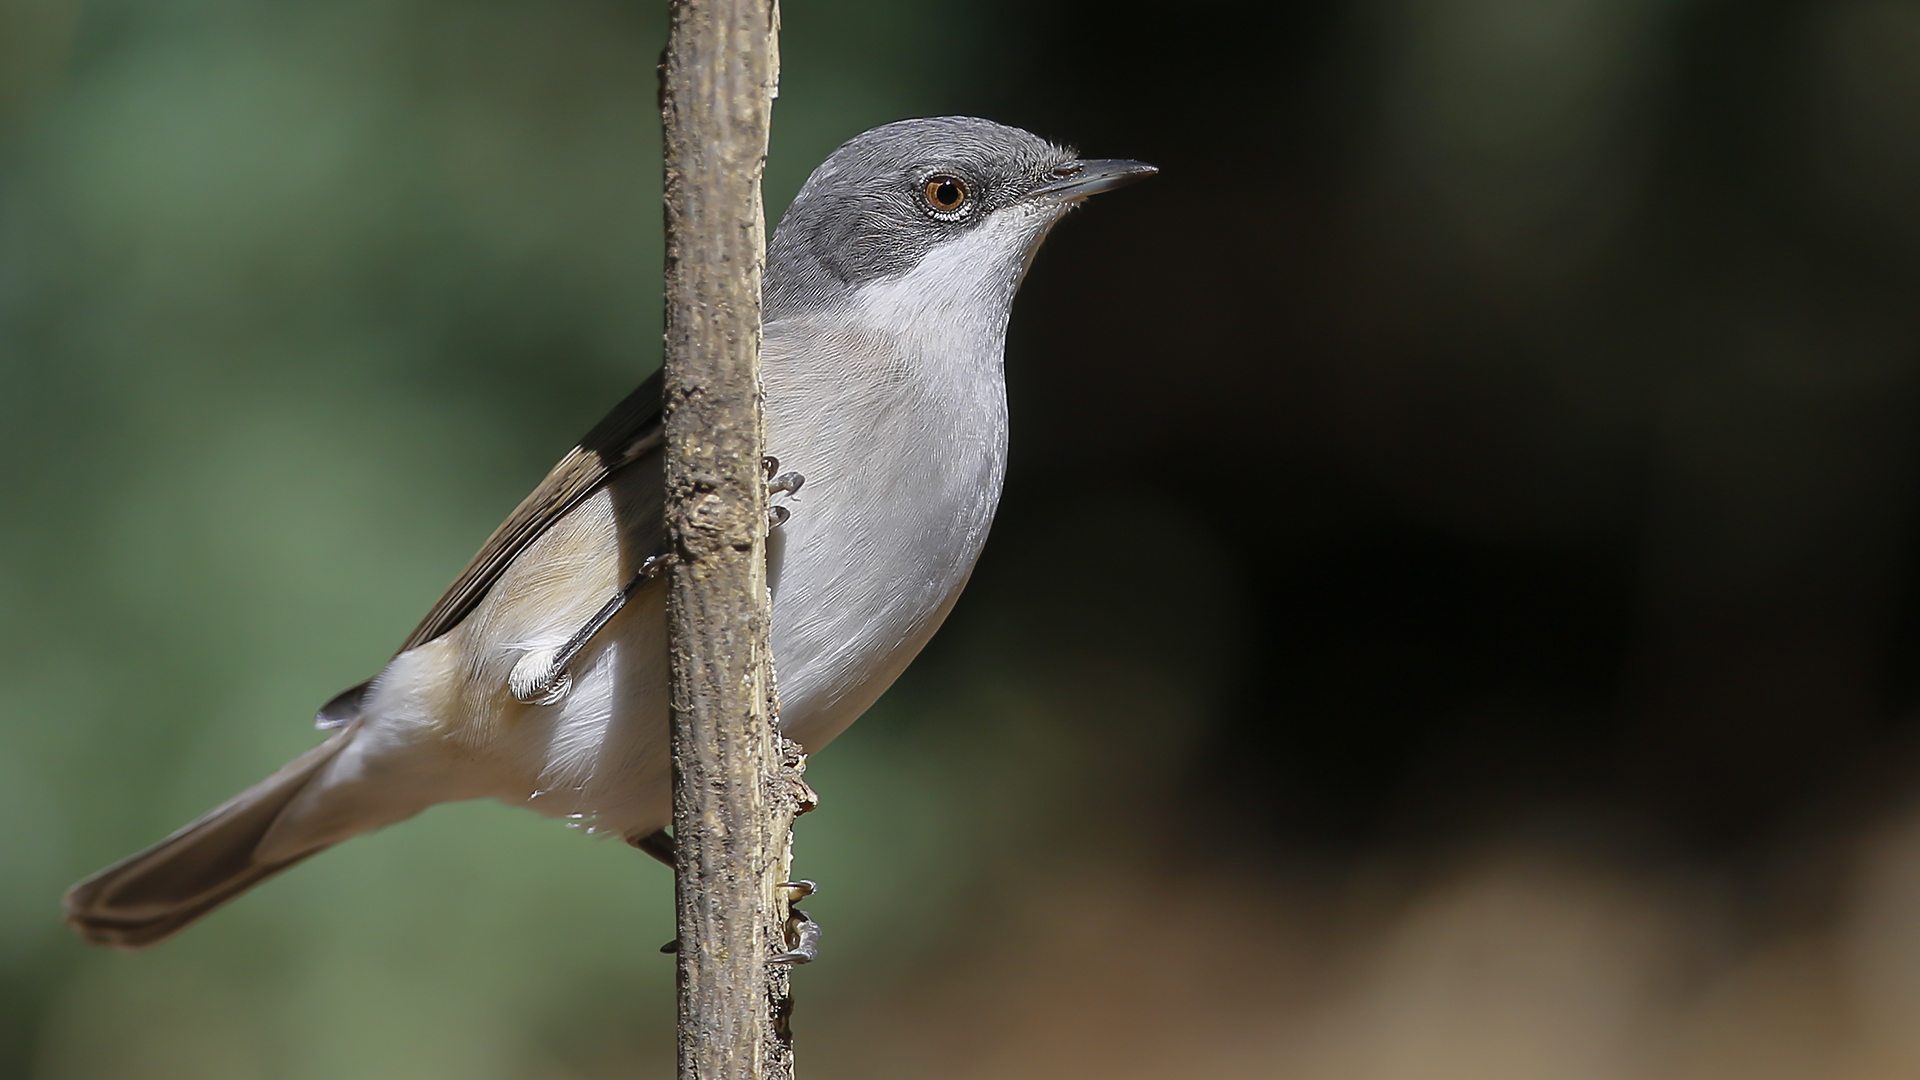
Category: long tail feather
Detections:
[{"x1": 63, "y1": 722, "x2": 361, "y2": 950}]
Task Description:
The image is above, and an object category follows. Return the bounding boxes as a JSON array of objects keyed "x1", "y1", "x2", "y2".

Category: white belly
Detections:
[{"x1": 762, "y1": 316, "x2": 1010, "y2": 749}]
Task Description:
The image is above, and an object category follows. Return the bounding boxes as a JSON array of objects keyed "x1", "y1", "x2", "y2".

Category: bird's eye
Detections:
[{"x1": 923, "y1": 174, "x2": 969, "y2": 214}]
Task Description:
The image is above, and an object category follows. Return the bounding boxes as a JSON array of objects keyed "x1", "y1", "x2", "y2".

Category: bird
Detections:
[{"x1": 64, "y1": 116, "x2": 1155, "y2": 949}]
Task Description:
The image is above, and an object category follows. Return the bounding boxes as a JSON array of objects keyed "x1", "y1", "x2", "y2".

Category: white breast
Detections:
[{"x1": 762, "y1": 209, "x2": 1042, "y2": 748}]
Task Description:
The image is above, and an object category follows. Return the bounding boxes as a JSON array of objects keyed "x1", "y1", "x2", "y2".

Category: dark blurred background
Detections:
[{"x1": 7, "y1": 0, "x2": 1920, "y2": 1076}]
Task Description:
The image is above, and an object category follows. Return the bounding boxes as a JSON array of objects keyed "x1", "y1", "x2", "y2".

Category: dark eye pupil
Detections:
[{"x1": 926, "y1": 176, "x2": 966, "y2": 211}]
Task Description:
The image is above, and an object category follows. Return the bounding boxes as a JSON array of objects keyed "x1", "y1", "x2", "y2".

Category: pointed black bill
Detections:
[{"x1": 1027, "y1": 159, "x2": 1159, "y2": 201}]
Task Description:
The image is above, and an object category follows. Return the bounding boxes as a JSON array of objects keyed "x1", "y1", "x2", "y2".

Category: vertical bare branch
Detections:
[{"x1": 658, "y1": 2, "x2": 789, "y2": 1079}]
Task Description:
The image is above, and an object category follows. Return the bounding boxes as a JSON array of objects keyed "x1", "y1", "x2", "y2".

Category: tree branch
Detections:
[{"x1": 659, "y1": 2, "x2": 796, "y2": 1079}]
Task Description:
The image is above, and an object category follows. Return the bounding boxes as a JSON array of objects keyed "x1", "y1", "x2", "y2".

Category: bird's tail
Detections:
[{"x1": 63, "y1": 721, "x2": 362, "y2": 950}]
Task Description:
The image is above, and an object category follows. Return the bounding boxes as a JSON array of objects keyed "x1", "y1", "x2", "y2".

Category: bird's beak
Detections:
[{"x1": 1026, "y1": 159, "x2": 1159, "y2": 202}]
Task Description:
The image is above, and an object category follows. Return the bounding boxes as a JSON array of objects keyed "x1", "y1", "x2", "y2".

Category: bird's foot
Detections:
[
  {"x1": 637, "y1": 844, "x2": 823, "y2": 965},
  {"x1": 763, "y1": 455, "x2": 804, "y2": 530},
  {"x1": 771, "y1": 880, "x2": 821, "y2": 966}
]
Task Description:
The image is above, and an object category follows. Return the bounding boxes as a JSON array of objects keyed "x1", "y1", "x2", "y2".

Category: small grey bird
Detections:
[{"x1": 64, "y1": 116, "x2": 1154, "y2": 948}]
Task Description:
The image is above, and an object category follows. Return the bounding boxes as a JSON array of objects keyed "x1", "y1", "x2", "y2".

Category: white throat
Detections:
[{"x1": 757, "y1": 203, "x2": 1063, "y2": 750}]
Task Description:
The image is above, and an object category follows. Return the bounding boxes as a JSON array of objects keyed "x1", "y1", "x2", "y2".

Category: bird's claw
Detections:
[
  {"x1": 767, "y1": 471, "x2": 804, "y2": 497},
  {"x1": 656, "y1": 882, "x2": 820, "y2": 963},
  {"x1": 771, "y1": 880, "x2": 819, "y2": 965},
  {"x1": 764, "y1": 458, "x2": 803, "y2": 531},
  {"x1": 770, "y1": 907, "x2": 821, "y2": 966},
  {"x1": 638, "y1": 842, "x2": 820, "y2": 965}
]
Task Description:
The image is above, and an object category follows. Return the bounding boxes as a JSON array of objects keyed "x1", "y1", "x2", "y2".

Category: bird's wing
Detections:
[{"x1": 397, "y1": 368, "x2": 665, "y2": 653}]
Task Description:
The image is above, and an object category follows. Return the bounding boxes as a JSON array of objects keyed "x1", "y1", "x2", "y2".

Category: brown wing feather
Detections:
[{"x1": 397, "y1": 369, "x2": 665, "y2": 653}]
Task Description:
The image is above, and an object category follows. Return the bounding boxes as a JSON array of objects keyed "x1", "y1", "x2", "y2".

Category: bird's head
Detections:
[{"x1": 765, "y1": 116, "x2": 1155, "y2": 323}]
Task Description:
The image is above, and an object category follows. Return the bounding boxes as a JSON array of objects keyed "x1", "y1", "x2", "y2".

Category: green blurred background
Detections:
[{"x1": 8, "y1": 0, "x2": 1920, "y2": 1077}]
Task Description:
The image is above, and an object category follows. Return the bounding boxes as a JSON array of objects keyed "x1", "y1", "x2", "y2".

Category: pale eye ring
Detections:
[{"x1": 923, "y1": 174, "x2": 969, "y2": 215}]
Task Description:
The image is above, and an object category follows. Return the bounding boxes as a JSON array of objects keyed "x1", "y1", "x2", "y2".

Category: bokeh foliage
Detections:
[{"x1": 9, "y1": 0, "x2": 1920, "y2": 1077}]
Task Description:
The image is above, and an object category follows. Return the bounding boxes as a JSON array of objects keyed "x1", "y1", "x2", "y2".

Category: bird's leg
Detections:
[
  {"x1": 634, "y1": 832, "x2": 824, "y2": 963},
  {"x1": 628, "y1": 829, "x2": 686, "y2": 955},
  {"x1": 515, "y1": 457, "x2": 799, "y2": 696},
  {"x1": 633, "y1": 834, "x2": 821, "y2": 963},
  {"x1": 763, "y1": 455, "x2": 804, "y2": 530},
  {"x1": 629, "y1": 828, "x2": 676, "y2": 868},
  {"x1": 508, "y1": 553, "x2": 673, "y2": 705},
  {"x1": 628, "y1": 592, "x2": 823, "y2": 965},
  {"x1": 769, "y1": 771, "x2": 822, "y2": 964}
]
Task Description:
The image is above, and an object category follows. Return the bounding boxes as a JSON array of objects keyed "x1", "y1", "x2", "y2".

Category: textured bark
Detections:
[{"x1": 659, "y1": 2, "x2": 798, "y2": 1079}]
